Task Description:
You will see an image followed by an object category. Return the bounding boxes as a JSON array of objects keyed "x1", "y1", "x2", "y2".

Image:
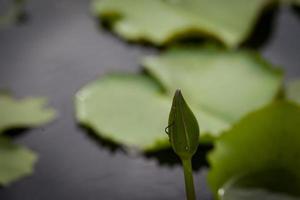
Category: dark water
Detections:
[{"x1": 0, "y1": 0, "x2": 299, "y2": 199}]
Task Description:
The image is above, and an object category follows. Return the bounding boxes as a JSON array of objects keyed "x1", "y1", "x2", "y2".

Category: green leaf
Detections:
[
  {"x1": 167, "y1": 90, "x2": 199, "y2": 160},
  {"x1": 93, "y1": 0, "x2": 273, "y2": 48},
  {"x1": 287, "y1": 80, "x2": 300, "y2": 104},
  {"x1": 220, "y1": 169, "x2": 300, "y2": 200},
  {"x1": 76, "y1": 74, "x2": 171, "y2": 151},
  {"x1": 208, "y1": 101, "x2": 300, "y2": 199},
  {"x1": 143, "y1": 45, "x2": 282, "y2": 139},
  {"x1": 0, "y1": 94, "x2": 57, "y2": 133},
  {"x1": 0, "y1": 136, "x2": 37, "y2": 186},
  {"x1": 76, "y1": 46, "x2": 282, "y2": 151},
  {"x1": 76, "y1": 74, "x2": 231, "y2": 150}
]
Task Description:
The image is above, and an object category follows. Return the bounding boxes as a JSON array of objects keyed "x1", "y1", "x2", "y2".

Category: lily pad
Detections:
[
  {"x1": 76, "y1": 46, "x2": 282, "y2": 150},
  {"x1": 76, "y1": 74, "x2": 235, "y2": 150},
  {"x1": 0, "y1": 94, "x2": 57, "y2": 133},
  {"x1": 93, "y1": 0, "x2": 273, "y2": 48},
  {"x1": 143, "y1": 46, "x2": 282, "y2": 137},
  {"x1": 76, "y1": 74, "x2": 171, "y2": 151},
  {"x1": 208, "y1": 101, "x2": 300, "y2": 199},
  {"x1": 220, "y1": 169, "x2": 300, "y2": 200},
  {"x1": 0, "y1": 93, "x2": 56, "y2": 185},
  {"x1": 287, "y1": 80, "x2": 300, "y2": 104},
  {"x1": 0, "y1": 136, "x2": 37, "y2": 186}
]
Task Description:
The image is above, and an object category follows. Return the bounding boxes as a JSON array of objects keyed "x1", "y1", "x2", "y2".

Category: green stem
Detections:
[{"x1": 182, "y1": 158, "x2": 196, "y2": 200}]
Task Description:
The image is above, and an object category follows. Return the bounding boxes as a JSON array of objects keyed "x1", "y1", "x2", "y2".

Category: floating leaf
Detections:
[
  {"x1": 0, "y1": 94, "x2": 57, "y2": 133},
  {"x1": 0, "y1": 136, "x2": 37, "y2": 186},
  {"x1": 76, "y1": 74, "x2": 232, "y2": 150},
  {"x1": 93, "y1": 0, "x2": 273, "y2": 48},
  {"x1": 76, "y1": 74, "x2": 171, "y2": 151},
  {"x1": 76, "y1": 46, "x2": 282, "y2": 151},
  {"x1": 143, "y1": 46, "x2": 282, "y2": 138},
  {"x1": 287, "y1": 80, "x2": 300, "y2": 104},
  {"x1": 208, "y1": 101, "x2": 300, "y2": 199},
  {"x1": 0, "y1": 93, "x2": 56, "y2": 185}
]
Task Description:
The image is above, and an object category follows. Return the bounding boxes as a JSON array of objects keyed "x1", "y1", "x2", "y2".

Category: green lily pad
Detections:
[
  {"x1": 93, "y1": 0, "x2": 273, "y2": 48},
  {"x1": 76, "y1": 74, "x2": 234, "y2": 150},
  {"x1": 0, "y1": 94, "x2": 57, "y2": 133},
  {"x1": 0, "y1": 136, "x2": 37, "y2": 186},
  {"x1": 0, "y1": 93, "x2": 56, "y2": 185},
  {"x1": 76, "y1": 74, "x2": 171, "y2": 151},
  {"x1": 220, "y1": 169, "x2": 300, "y2": 200},
  {"x1": 143, "y1": 46, "x2": 282, "y2": 137},
  {"x1": 76, "y1": 47, "x2": 282, "y2": 151},
  {"x1": 208, "y1": 101, "x2": 300, "y2": 199},
  {"x1": 287, "y1": 80, "x2": 300, "y2": 104}
]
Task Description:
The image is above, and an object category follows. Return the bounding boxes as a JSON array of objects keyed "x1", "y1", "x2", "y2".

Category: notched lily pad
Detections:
[
  {"x1": 76, "y1": 46, "x2": 282, "y2": 151},
  {"x1": 143, "y1": 45, "x2": 282, "y2": 138},
  {"x1": 93, "y1": 0, "x2": 273, "y2": 48},
  {"x1": 76, "y1": 74, "x2": 171, "y2": 151},
  {"x1": 208, "y1": 101, "x2": 300, "y2": 199},
  {"x1": 0, "y1": 93, "x2": 56, "y2": 185},
  {"x1": 76, "y1": 73, "x2": 232, "y2": 151},
  {"x1": 0, "y1": 136, "x2": 37, "y2": 186},
  {"x1": 0, "y1": 93, "x2": 57, "y2": 133}
]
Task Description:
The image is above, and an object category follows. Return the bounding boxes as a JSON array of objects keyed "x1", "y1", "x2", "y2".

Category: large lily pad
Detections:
[
  {"x1": 93, "y1": 0, "x2": 273, "y2": 48},
  {"x1": 76, "y1": 47, "x2": 282, "y2": 150},
  {"x1": 208, "y1": 101, "x2": 300, "y2": 199},
  {"x1": 0, "y1": 136, "x2": 37, "y2": 186},
  {"x1": 287, "y1": 80, "x2": 300, "y2": 104},
  {"x1": 76, "y1": 74, "x2": 232, "y2": 150},
  {"x1": 76, "y1": 74, "x2": 171, "y2": 151},
  {"x1": 0, "y1": 93, "x2": 57, "y2": 133},
  {"x1": 143, "y1": 46, "x2": 282, "y2": 135}
]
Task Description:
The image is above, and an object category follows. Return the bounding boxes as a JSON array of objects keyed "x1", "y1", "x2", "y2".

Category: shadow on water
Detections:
[
  {"x1": 79, "y1": 125, "x2": 125, "y2": 153},
  {"x1": 241, "y1": 4, "x2": 279, "y2": 49},
  {"x1": 79, "y1": 125, "x2": 213, "y2": 171},
  {"x1": 292, "y1": 5, "x2": 300, "y2": 18},
  {"x1": 145, "y1": 144, "x2": 213, "y2": 171},
  {"x1": 97, "y1": 19, "x2": 164, "y2": 50},
  {"x1": 2, "y1": 128, "x2": 29, "y2": 138}
]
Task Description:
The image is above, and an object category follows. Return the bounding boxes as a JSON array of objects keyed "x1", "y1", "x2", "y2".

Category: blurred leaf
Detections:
[
  {"x1": 208, "y1": 101, "x2": 300, "y2": 199},
  {"x1": 76, "y1": 46, "x2": 282, "y2": 151},
  {"x1": 0, "y1": 94, "x2": 57, "y2": 133},
  {"x1": 76, "y1": 74, "x2": 171, "y2": 151},
  {"x1": 0, "y1": 136, "x2": 37, "y2": 186},
  {"x1": 220, "y1": 169, "x2": 300, "y2": 200},
  {"x1": 143, "y1": 45, "x2": 282, "y2": 139},
  {"x1": 280, "y1": 0, "x2": 300, "y2": 6},
  {"x1": 0, "y1": 94, "x2": 56, "y2": 185},
  {"x1": 287, "y1": 80, "x2": 300, "y2": 104},
  {"x1": 93, "y1": 0, "x2": 273, "y2": 48}
]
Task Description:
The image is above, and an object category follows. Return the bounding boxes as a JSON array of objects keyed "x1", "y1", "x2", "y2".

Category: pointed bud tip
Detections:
[{"x1": 174, "y1": 89, "x2": 182, "y2": 99}]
